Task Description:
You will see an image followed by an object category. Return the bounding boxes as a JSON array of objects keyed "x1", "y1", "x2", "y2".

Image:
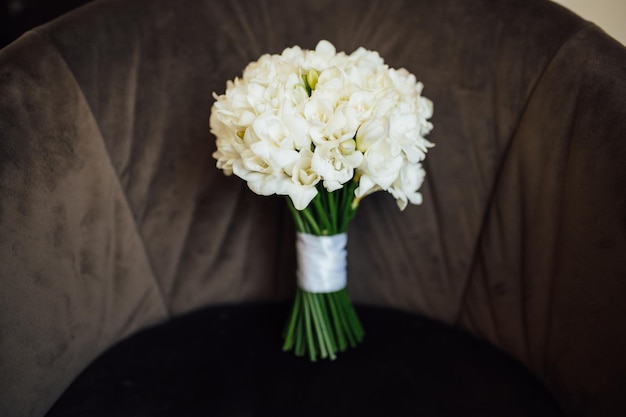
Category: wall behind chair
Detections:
[{"x1": 552, "y1": 0, "x2": 626, "y2": 45}]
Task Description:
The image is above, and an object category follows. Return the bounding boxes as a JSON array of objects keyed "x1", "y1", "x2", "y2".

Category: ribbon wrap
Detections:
[{"x1": 296, "y1": 232, "x2": 347, "y2": 293}]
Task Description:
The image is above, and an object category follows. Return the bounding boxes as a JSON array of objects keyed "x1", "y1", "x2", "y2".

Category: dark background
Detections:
[{"x1": 1, "y1": 0, "x2": 93, "y2": 48}]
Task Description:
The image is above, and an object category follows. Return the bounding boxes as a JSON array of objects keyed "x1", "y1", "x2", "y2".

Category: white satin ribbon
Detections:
[{"x1": 296, "y1": 232, "x2": 347, "y2": 293}]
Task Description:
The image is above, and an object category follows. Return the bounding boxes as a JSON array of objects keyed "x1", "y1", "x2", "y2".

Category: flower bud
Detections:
[{"x1": 306, "y1": 68, "x2": 319, "y2": 91}]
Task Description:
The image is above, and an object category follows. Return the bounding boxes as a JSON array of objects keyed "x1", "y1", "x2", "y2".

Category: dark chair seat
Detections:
[{"x1": 46, "y1": 304, "x2": 563, "y2": 417}]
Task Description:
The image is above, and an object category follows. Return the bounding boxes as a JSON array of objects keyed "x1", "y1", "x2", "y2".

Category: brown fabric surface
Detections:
[
  {"x1": 458, "y1": 24, "x2": 626, "y2": 416},
  {"x1": 36, "y1": 0, "x2": 592, "y2": 317},
  {"x1": 1, "y1": 0, "x2": 625, "y2": 416},
  {"x1": 36, "y1": 0, "x2": 301, "y2": 312},
  {"x1": 0, "y1": 31, "x2": 168, "y2": 416}
]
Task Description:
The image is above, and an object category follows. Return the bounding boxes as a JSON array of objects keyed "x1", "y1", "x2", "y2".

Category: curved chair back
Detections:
[{"x1": 1, "y1": 0, "x2": 625, "y2": 416}]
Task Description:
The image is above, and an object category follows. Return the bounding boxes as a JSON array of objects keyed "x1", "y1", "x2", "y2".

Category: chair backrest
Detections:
[{"x1": 1, "y1": 0, "x2": 625, "y2": 416}]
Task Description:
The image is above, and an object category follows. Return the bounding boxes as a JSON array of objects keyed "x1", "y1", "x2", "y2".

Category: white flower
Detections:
[
  {"x1": 210, "y1": 39, "x2": 434, "y2": 211},
  {"x1": 312, "y1": 139, "x2": 363, "y2": 192},
  {"x1": 355, "y1": 137, "x2": 404, "y2": 197},
  {"x1": 303, "y1": 40, "x2": 338, "y2": 70},
  {"x1": 248, "y1": 116, "x2": 299, "y2": 162},
  {"x1": 388, "y1": 163, "x2": 426, "y2": 210},
  {"x1": 233, "y1": 149, "x2": 289, "y2": 197},
  {"x1": 303, "y1": 97, "x2": 334, "y2": 143},
  {"x1": 324, "y1": 103, "x2": 360, "y2": 143},
  {"x1": 355, "y1": 117, "x2": 388, "y2": 153},
  {"x1": 285, "y1": 148, "x2": 320, "y2": 210}
]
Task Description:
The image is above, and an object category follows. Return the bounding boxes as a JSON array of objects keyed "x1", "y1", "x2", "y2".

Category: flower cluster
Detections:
[{"x1": 211, "y1": 40, "x2": 433, "y2": 210}]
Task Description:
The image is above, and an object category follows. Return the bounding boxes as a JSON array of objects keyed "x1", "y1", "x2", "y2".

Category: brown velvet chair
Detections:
[{"x1": 1, "y1": 0, "x2": 625, "y2": 416}]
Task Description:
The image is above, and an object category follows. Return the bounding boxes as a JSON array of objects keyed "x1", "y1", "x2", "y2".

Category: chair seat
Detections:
[{"x1": 46, "y1": 303, "x2": 563, "y2": 417}]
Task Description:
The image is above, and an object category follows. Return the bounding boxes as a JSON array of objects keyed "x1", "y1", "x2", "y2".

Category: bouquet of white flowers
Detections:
[{"x1": 211, "y1": 40, "x2": 433, "y2": 361}]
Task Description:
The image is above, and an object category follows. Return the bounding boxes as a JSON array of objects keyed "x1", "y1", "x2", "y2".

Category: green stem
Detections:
[
  {"x1": 282, "y1": 289, "x2": 302, "y2": 351},
  {"x1": 334, "y1": 291, "x2": 356, "y2": 347},
  {"x1": 346, "y1": 182, "x2": 360, "y2": 230},
  {"x1": 312, "y1": 195, "x2": 332, "y2": 235},
  {"x1": 301, "y1": 207, "x2": 322, "y2": 235},
  {"x1": 327, "y1": 189, "x2": 338, "y2": 231},
  {"x1": 295, "y1": 308, "x2": 305, "y2": 356},
  {"x1": 339, "y1": 289, "x2": 364, "y2": 343},
  {"x1": 318, "y1": 293, "x2": 338, "y2": 355},
  {"x1": 308, "y1": 293, "x2": 330, "y2": 360},
  {"x1": 286, "y1": 198, "x2": 307, "y2": 233},
  {"x1": 303, "y1": 292, "x2": 316, "y2": 361},
  {"x1": 327, "y1": 292, "x2": 347, "y2": 352}
]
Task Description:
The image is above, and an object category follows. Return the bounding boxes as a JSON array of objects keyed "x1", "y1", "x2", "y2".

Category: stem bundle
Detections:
[{"x1": 282, "y1": 181, "x2": 365, "y2": 361}]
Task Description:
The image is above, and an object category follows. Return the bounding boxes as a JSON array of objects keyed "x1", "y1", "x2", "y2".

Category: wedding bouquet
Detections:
[{"x1": 210, "y1": 40, "x2": 433, "y2": 361}]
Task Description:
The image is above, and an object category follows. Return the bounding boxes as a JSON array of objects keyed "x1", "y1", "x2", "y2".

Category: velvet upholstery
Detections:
[
  {"x1": 1, "y1": 0, "x2": 625, "y2": 416},
  {"x1": 46, "y1": 304, "x2": 564, "y2": 417}
]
